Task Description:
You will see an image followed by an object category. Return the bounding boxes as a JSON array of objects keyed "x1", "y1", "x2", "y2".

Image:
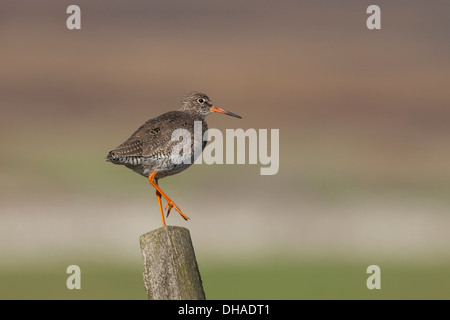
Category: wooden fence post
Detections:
[{"x1": 139, "y1": 226, "x2": 206, "y2": 300}]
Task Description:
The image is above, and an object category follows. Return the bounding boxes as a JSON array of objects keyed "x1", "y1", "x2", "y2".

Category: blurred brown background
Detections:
[{"x1": 1, "y1": 1, "x2": 449, "y2": 299}]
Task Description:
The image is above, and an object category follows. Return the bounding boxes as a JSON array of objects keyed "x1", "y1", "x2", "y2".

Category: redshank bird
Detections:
[{"x1": 106, "y1": 91, "x2": 241, "y2": 226}]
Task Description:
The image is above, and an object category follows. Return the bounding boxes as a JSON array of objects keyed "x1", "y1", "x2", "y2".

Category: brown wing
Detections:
[{"x1": 106, "y1": 111, "x2": 204, "y2": 164}]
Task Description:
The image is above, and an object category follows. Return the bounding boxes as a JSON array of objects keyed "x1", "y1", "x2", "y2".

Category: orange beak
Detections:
[{"x1": 210, "y1": 105, "x2": 242, "y2": 119}]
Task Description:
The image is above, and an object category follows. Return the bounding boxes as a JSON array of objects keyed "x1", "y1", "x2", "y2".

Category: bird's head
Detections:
[{"x1": 178, "y1": 91, "x2": 242, "y2": 119}]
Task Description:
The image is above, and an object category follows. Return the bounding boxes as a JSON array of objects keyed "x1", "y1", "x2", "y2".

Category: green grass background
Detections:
[{"x1": 2, "y1": 257, "x2": 449, "y2": 300}]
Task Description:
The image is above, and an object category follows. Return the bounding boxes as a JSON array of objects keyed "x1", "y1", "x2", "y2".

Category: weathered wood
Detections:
[{"x1": 139, "y1": 226, "x2": 206, "y2": 300}]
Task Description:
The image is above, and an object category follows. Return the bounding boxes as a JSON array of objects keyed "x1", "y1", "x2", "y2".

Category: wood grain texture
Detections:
[{"x1": 139, "y1": 226, "x2": 206, "y2": 300}]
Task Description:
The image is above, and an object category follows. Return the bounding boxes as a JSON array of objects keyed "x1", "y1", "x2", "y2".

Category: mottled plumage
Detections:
[
  {"x1": 107, "y1": 110, "x2": 208, "y2": 179},
  {"x1": 106, "y1": 91, "x2": 241, "y2": 226}
]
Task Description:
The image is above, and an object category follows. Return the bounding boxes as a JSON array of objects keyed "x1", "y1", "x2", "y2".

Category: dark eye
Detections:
[{"x1": 197, "y1": 98, "x2": 204, "y2": 103}]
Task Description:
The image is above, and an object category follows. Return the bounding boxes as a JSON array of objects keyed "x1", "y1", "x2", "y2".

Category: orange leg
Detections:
[
  {"x1": 155, "y1": 188, "x2": 166, "y2": 227},
  {"x1": 148, "y1": 171, "x2": 190, "y2": 222}
]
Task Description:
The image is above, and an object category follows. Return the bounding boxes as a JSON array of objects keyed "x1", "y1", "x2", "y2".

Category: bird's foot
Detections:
[{"x1": 165, "y1": 201, "x2": 190, "y2": 221}]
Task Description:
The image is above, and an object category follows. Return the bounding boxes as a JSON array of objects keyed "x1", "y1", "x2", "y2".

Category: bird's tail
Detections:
[
  {"x1": 106, "y1": 151, "x2": 143, "y2": 166},
  {"x1": 105, "y1": 151, "x2": 117, "y2": 163}
]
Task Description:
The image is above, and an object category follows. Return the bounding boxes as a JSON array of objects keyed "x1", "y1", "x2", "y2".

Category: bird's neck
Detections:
[{"x1": 178, "y1": 109, "x2": 206, "y2": 120}]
